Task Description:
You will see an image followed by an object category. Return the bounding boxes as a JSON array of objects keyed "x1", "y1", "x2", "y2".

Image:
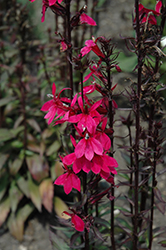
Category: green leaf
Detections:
[
  {"x1": 14, "y1": 115, "x2": 24, "y2": 129},
  {"x1": 46, "y1": 140, "x2": 61, "y2": 156},
  {"x1": 0, "y1": 197, "x2": 10, "y2": 227},
  {"x1": 0, "y1": 172, "x2": 9, "y2": 201},
  {"x1": 39, "y1": 179, "x2": 54, "y2": 213},
  {"x1": 158, "y1": 240, "x2": 166, "y2": 247},
  {"x1": 94, "y1": 217, "x2": 111, "y2": 229},
  {"x1": 9, "y1": 158, "x2": 23, "y2": 175},
  {"x1": 0, "y1": 97, "x2": 15, "y2": 107},
  {"x1": 54, "y1": 196, "x2": 70, "y2": 219},
  {"x1": 17, "y1": 175, "x2": 30, "y2": 198},
  {"x1": 10, "y1": 126, "x2": 24, "y2": 137},
  {"x1": 49, "y1": 230, "x2": 71, "y2": 250},
  {"x1": 0, "y1": 126, "x2": 24, "y2": 142},
  {"x1": 0, "y1": 129, "x2": 14, "y2": 142},
  {"x1": 11, "y1": 140, "x2": 23, "y2": 148},
  {"x1": 28, "y1": 173, "x2": 42, "y2": 212},
  {"x1": 26, "y1": 154, "x2": 49, "y2": 182},
  {"x1": 9, "y1": 181, "x2": 24, "y2": 213},
  {"x1": 27, "y1": 119, "x2": 41, "y2": 132},
  {"x1": 116, "y1": 217, "x2": 132, "y2": 230},
  {"x1": 0, "y1": 154, "x2": 9, "y2": 170},
  {"x1": 41, "y1": 128, "x2": 54, "y2": 140},
  {"x1": 7, "y1": 204, "x2": 34, "y2": 241}
]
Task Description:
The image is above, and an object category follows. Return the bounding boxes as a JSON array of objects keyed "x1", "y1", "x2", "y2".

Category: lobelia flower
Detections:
[
  {"x1": 54, "y1": 156, "x2": 81, "y2": 194},
  {"x1": 63, "y1": 211, "x2": 84, "y2": 232},
  {"x1": 71, "y1": 96, "x2": 102, "y2": 134},
  {"x1": 41, "y1": 83, "x2": 71, "y2": 124},
  {"x1": 80, "y1": 13, "x2": 96, "y2": 26},
  {"x1": 63, "y1": 134, "x2": 118, "y2": 175},
  {"x1": 95, "y1": 117, "x2": 111, "y2": 151},
  {"x1": 74, "y1": 126, "x2": 103, "y2": 161},
  {"x1": 70, "y1": 6, "x2": 96, "y2": 28},
  {"x1": 29, "y1": 0, "x2": 66, "y2": 22},
  {"x1": 49, "y1": 0, "x2": 63, "y2": 5},
  {"x1": 134, "y1": 1, "x2": 162, "y2": 25},
  {"x1": 82, "y1": 62, "x2": 107, "y2": 85},
  {"x1": 81, "y1": 37, "x2": 105, "y2": 58}
]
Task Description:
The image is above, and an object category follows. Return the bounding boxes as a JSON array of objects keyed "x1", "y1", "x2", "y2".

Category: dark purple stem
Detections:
[
  {"x1": 83, "y1": 172, "x2": 89, "y2": 250},
  {"x1": 107, "y1": 64, "x2": 115, "y2": 250},
  {"x1": 66, "y1": 0, "x2": 73, "y2": 98},
  {"x1": 133, "y1": 0, "x2": 142, "y2": 249},
  {"x1": 149, "y1": 127, "x2": 158, "y2": 249}
]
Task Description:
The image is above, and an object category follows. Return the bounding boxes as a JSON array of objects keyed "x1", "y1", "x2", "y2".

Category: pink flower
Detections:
[
  {"x1": 82, "y1": 63, "x2": 107, "y2": 85},
  {"x1": 70, "y1": 7, "x2": 96, "y2": 28},
  {"x1": 54, "y1": 157, "x2": 81, "y2": 194},
  {"x1": 95, "y1": 118, "x2": 111, "y2": 151},
  {"x1": 74, "y1": 127, "x2": 103, "y2": 161},
  {"x1": 30, "y1": 0, "x2": 65, "y2": 22},
  {"x1": 41, "y1": 83, "x2": 70, "y2": 124},
  {"x1": 81, "y1": 38, "x2": 105, "y2": 58},
  {"x1": 60, "y1": 41, "x2": 68, "y2": 52},
  {"x1": 49, "y1": 0, "x2": 63, "y2": 5},
  {"x1": 134, "y1": 1, "x2": 162, "y2": 25},
  {"x1": 63, "y1": 211, "x2": 84, "y2": 232},
  {"x1": 63, "y1": 136, "x2": 118, "y2": 176},
  {"x1": 71, "y1": 96, "x2": 102, "y2": 134},
  {"x1": 80, "y1": 13, "x2": 96, "y2": 26}
]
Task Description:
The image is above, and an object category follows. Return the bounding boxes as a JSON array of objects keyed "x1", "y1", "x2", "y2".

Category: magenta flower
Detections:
[
  {"x1": 63, "y1": 136, "x2": 118, "y2": 176},
  {"x1": 95, "y1": 118, "x2": 111, "y2": 151},
  {"x1": 49, "y1": 0, "x2": 63, "y2": 5},
  {"x1": 74, "y1": 127, "x2": 103, "y2": 161},
  {"x1": 41, "y1": 83, "x2": 70, "y2": 124},
  {"x1": 80, "y1": 13, "x2": 96, "y2": 26},
  {"x1": 54, "y1": 157, "x2": 81, "y2": 195},
  {"x1": 71, "y1": 96, "x2": 102, "y2": 134},
  {"x1": 63, "y1": 211, "x2": 84, "y2": 232},
  {"x1": 29, "y1": 0, "x2": 65, "y2": 22},
  {"x1": 134, "y1": 1, "x2": 162, "y2": 25},
  {"x1": 82, "y1": 63, "x2": 107, "y2": 85},
  {"x1": 81, "y1": 38, "x2": 105, "y2": 58}
]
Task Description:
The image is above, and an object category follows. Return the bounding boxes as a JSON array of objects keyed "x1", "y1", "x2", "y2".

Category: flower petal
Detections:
[
  {"x1": 71, "y1": 174, "x2": 81, "y2": 192},
  {"x1": 54, "y1": 173, "x2": 67, "y2": 185},
  {"x1": 80, "y1": 13, "x2": 96, "y2": 26},
  {"x1": 72, "y1": 215, "x2": 84, "y2": 232},
  {"x1": 91, "y1": 138, "x2": 103, "y2": 155},
  {"x1": 85, "y1": 140, "x2": 94, "y2": 161},
  {"x1": 75, "y1": 139, "x2": 86, "y2": 158}
]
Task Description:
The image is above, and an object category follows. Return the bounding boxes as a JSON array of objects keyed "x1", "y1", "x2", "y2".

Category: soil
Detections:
[{"x1": 1, "y1": 0, "x2": 166, "y2": 250}]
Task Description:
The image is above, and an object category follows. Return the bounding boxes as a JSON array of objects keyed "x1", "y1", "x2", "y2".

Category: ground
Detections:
[{"x1": 0, "y1": 0, "x2": 166, "y2": 249}]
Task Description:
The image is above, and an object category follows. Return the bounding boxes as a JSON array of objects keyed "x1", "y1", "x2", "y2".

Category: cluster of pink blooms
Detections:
[
  {"x1": 39, "y1": 35, "x2": 120, "y2": 230},
  {"x1": 30, "y1": 0, "x2": 162, "y2": 233}
]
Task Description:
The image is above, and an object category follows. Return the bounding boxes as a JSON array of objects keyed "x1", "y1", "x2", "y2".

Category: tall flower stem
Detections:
[
  {"x1": 83, "y1": 172, "x2": 89, "y2": 250},
  {"x1": 149, "y1": 125, "x2": 158, "y2": 249},
  {"x1": 128, "y1": 124, "x2": 134, "y2": 218},
  {"x1": 106, "y1": 64, "x2": 115, "y2": 250},
  {"x1": 80, "y1": 71, "x2": 84, "y2": 103},
  {"x1": 133, "y1": 0, "x2": 142, "y2": 249},
  {"x1": 66, "y1": 0, "x2": 73, "y2": 98}
]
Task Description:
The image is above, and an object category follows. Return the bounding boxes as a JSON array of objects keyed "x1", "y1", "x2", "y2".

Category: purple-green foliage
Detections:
[{"x1": 0, "y1": 0, "x2": 66, "y2": 240}]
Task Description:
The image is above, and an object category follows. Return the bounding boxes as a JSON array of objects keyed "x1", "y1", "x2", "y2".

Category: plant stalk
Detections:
[
  {"x1": 66, "y1": 0, "x2": 73, "y2": 99},
  {"x1": 133, "y1": 0, "x2": 142, "y2": 249}
]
